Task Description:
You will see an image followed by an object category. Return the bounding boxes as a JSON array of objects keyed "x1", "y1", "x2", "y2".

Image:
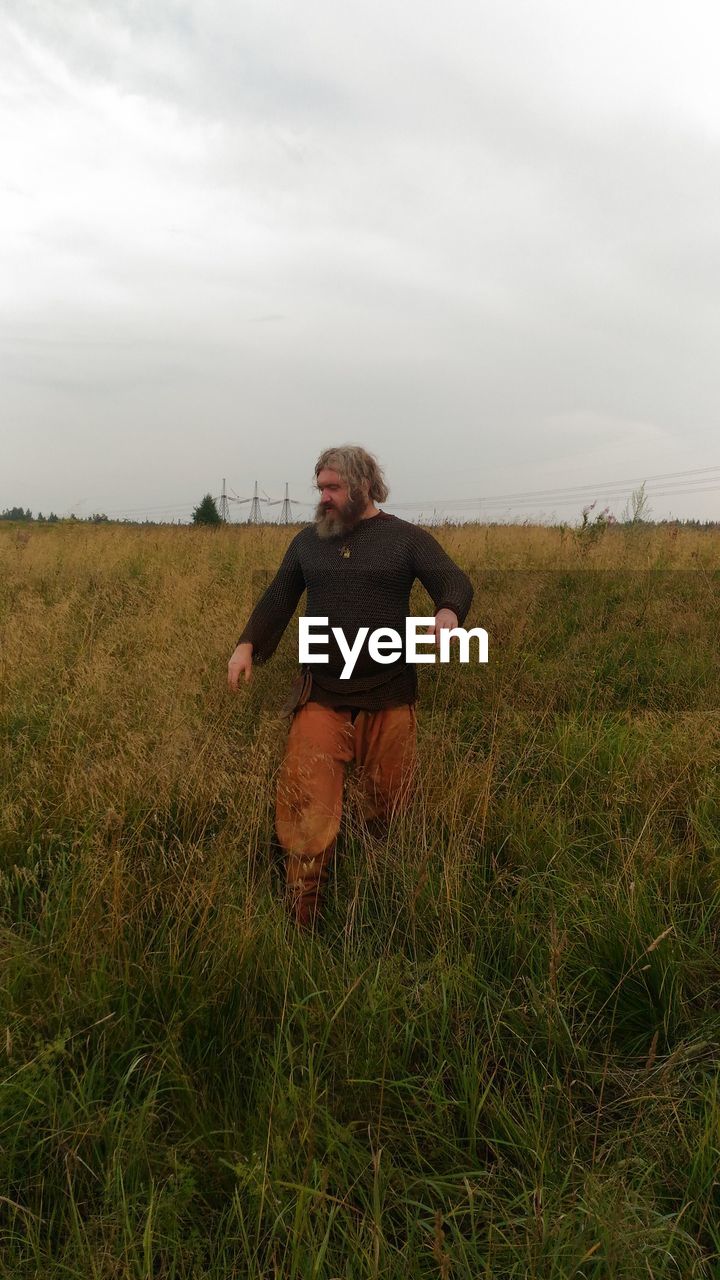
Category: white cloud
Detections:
[{"x1": 2, "y1": 0, "x2": 720, "y2": 519}]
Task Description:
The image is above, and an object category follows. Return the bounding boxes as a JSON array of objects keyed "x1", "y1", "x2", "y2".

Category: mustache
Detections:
[
  {"x1": 317, "y1": 503, "x2": 338, "y2": 516},
  {"x1": 314, "y1": 492, "x2": 366, "y2": 538}
]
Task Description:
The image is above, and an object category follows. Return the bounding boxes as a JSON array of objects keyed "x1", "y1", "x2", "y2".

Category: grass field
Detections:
[{"x1": 1, "y1": 519, "x2": 719, "y2": 1278}]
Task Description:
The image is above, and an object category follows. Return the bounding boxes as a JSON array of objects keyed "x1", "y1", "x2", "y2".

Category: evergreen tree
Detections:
[
  {"x1": 0, "y1": 506, "x2": 32, "y2": 521},
  {"x1": 192, "y1": 494, "x2": 222, "y2": 525}
]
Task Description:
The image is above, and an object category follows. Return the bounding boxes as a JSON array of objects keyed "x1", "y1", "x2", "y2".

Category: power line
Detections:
[
  {"x1": 99, "y1": 500, "x2": 202, "y2": 515},
  {"x1": 485, "y1": 482, "x2": 720, "y2": 511},
  {"x1": 388, "y1": 484, "x2": 720, "y2": 519},
  {"x1": 390, "y1": 483, "x2": 720, "y2": 515},
  {"x1": 46, "y1": 459, "x2": 720, "y2": 525},
  {"x1": 456, "y1": 462, "x2": 720, "y2": 502},
  {"x1": 388, "y1": 463, "x2": 720, "y2": 510}
]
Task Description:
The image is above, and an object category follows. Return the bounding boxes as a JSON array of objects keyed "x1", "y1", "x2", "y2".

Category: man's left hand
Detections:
[{"x1": 426, "y1": 608, "x2": 459, "y2": 642}]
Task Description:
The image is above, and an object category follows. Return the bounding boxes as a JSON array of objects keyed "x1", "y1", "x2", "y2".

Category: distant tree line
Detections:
[
  {"x1": 0, "y1": 508, "x2": 110, "y2": 523},
  {"x1": 2, "y1": 506, "x2": 60, "y2": 521}
]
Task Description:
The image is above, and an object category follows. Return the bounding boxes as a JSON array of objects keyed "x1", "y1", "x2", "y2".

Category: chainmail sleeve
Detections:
[
  {"x1": 235, "y1": 534, "x2": 306, "y2": 664},
  {"x1": 409, "y1": 526, "x2": 474, "y2": 624}
]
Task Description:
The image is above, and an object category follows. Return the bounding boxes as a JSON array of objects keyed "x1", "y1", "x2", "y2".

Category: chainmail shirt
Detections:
[{"x1": 236, "y1": 512, "x2": 474, "y2": 711}]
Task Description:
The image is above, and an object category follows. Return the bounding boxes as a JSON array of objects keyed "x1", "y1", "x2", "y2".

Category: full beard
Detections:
[{"x1": 314, "y1": 491, "x2": 368, "y2": 540}]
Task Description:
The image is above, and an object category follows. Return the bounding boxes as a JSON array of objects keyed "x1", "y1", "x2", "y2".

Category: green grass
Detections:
[{"x1": 1, "y1": 524, "x2": 719, "y2": 1276}]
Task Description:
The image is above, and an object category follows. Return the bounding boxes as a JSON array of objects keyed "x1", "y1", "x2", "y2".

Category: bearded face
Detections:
[{"x1": 314, "y1": 486, "x2": 368, "y2": 539}]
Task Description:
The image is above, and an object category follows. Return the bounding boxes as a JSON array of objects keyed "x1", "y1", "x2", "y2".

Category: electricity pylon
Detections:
[
  {"x1": 279, "y1": 483, "x2": 293, "y2": 524},
  {"x1": 265, "y1": 482, "x2": 301, "y2": 524},
  {"x1": 248, "y1": 481, "x2": 264, "y2": 524}
]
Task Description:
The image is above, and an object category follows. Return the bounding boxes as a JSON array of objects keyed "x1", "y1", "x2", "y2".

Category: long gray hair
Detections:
[{"x1": 314, "y1": 445, "x2": 389, "y2": 503}]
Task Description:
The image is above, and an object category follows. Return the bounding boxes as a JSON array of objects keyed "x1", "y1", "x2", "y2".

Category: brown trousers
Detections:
[{"x1": 275, "y1": 701, "x2": 417, "y2": 925}]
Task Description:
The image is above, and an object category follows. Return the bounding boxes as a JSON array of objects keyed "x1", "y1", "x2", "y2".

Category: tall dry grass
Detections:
[{"x1": 1, "y1": 519, "x2": 719, "y2": 1278}]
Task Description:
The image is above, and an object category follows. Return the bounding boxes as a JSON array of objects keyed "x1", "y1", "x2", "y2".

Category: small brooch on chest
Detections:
[{"x1": 339, "y1": 545, "x2": 351, "y2": 558}]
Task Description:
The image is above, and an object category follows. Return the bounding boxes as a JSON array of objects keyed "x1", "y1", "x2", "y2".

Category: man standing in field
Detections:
[{"x1": 228, "y1": 446, "x2": 473, "y2": 928}]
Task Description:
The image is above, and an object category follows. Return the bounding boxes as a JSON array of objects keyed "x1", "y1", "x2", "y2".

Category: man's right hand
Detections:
[{"x1": 228, "y1": 642, "x2": 253, "y2": 690}]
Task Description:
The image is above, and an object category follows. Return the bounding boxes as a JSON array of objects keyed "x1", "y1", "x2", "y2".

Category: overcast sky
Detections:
[{"x1": 2, "y1": 0, "x2": 720, "y2": 523}]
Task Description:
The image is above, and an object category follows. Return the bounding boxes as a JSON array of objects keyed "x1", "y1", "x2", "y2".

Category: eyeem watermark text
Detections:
[{"x1": 299, "y1": 617, "x2": 489, "y2": 679}]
